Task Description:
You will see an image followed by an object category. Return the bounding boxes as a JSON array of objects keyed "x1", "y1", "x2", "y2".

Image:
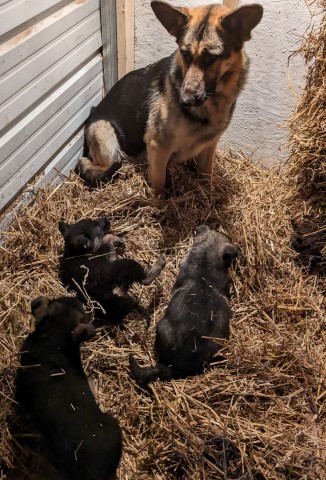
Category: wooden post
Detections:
[
  {"x1": 100, "y1": 0, "x2": 118, "y2": 95},
  {"x1": 116, "y1": 0, "x2": 134, "y2": 79},
  {"x1": 223, "y1": 0, "x2": 239, "y2": 8}
]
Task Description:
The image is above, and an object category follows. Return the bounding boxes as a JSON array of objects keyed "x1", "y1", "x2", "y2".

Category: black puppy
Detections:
[
  {"x1": 130, "y1": 225, "x2": 238, "y2": 384},
  {"x1": 15, "y1": 296, "x2": 122, "y2": 480},
  {"x1": 59, "y1": 217, "x2": 166, "y2": 323}
]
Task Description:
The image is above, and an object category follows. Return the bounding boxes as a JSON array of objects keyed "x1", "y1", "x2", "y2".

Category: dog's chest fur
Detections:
[{"x1": 145, "y1": 52, "x2": 248, "y2": 161}]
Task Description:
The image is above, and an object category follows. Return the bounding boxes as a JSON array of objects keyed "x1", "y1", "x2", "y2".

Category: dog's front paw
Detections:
[{"x1": 152, "y1": 185, "x2": 165, "y2": 197}]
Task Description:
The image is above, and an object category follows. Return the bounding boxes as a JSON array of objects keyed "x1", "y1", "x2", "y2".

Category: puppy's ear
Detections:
[
  {"x1": 193, "y1": 225, "x2": 210, "y2": 237},
  {"x1": 151, "y1": 1, "x2": 188, "y2": 40},
  {"x1": 59, "y1": 219, "x2": 70, "y2": 237},
  {"x1": 96, "y1": 217, "x2": 110, "y2": 232},
  {"x1": 104, "y1": 217, "x2": 110, "y2": 231},
  {"x1": 31, "y1": 296, "x2": 50, "y2": 326},
  {"x1": 222, "y1": 244, "x2": 238, "y2": 268},
  {"x1": 71, "y1": 323, "x2": 96, "y2": 343},
  {"x1": 221, "y1": 4, "x2": 263, "y2": 41}
]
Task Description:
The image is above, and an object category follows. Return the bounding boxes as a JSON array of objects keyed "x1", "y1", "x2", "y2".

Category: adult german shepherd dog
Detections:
[{"x1": 77, "y1": 1, "x2": 263, "y2": 192}]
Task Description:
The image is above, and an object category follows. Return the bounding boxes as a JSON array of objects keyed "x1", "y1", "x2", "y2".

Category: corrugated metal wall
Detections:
[{"x1": 0, "y1": 0, "x2": 107, "y2": 213}]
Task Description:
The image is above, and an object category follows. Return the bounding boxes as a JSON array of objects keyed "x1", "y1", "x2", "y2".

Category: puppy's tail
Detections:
[
  {"x1": 129, "y1": 354, "x2": 172, "y2": 386},
  {"x1": 76, "y1": 119, "x2": 124, "y2": 188}
]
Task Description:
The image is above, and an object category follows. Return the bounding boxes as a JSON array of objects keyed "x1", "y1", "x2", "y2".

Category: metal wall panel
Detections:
[
  {"x1": 0, "y1": 0, "x2": 107, "y2": 213},
  {"x1": 0, "y1": 0, "x2": 69, "y2": 36}
]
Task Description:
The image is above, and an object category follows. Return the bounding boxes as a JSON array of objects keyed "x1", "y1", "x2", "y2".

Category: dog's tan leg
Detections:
[
  {"x1": 146, "y1": 139, "x2": 171, "y2": 194},
  {"x1": 196, "y1": 143, "x2": 218, "y2": 178}
]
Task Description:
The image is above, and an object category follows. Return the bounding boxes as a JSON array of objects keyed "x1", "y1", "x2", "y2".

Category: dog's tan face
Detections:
[{"x1": 151, "y1": 2, "x2": 263, "y2": 107}]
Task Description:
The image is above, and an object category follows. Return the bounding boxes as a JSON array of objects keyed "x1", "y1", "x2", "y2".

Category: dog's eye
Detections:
[
  {"x1": 181, "y1": 49, "x2": 192, "y2": 64},
  {"x1": 203, "y1": 51, "x2": 219, "y2": 67},
  {"x1": 95, "y1": 226, "x2": 101, "y2": 232}
]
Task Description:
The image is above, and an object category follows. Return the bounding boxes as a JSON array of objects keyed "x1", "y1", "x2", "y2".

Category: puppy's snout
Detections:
[{"x1": 75, "y1": 235, "x2": 92, "y2": 252}]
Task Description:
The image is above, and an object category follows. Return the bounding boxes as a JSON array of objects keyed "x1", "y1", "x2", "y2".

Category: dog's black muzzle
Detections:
[{"x1": 180, "y1": 91, "x2": 207, "y2": 107}]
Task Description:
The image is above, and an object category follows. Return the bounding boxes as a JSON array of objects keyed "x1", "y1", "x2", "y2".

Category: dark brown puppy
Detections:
[
  {"x1": 130, "y1": 225, "x2": 237, "y2": 384},
  {"x1": 15, "y1": 296, "x2": 122, "y2": 480},
  {"x1": 76, "y1": 1, "x2": 263, "y2": 192},
  {"x1": 59, "y1": 217, "x2": 166, "y2": 324}
]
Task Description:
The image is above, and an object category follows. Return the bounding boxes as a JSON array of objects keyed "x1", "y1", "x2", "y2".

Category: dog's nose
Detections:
[{"x1": 180, "y1": 91, "x2": 206, "y2": 107}]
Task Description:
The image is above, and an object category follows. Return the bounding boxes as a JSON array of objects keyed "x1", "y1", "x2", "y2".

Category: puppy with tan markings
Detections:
[
  {"x1": 76, "y1": 1, "x2": 263, "y2": 192},
  {"x1": 15, "y1": 296, "x2": 122, "y2": 480},
  {"x1": 129, "y1": 225, "x2": 238, "y2": 385}
]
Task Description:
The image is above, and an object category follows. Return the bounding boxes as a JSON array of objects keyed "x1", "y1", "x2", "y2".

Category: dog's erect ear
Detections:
[
  {"x1": 221, "y1": 4, "x2": 263, "y2": 42},
  {"x1": 31, "y1": 296, "x2": 50, "y2": 326},
  {"x1": 151, "y1": 1, "x2": 188, "y2": 40},
  {"x1": 71, "y1": 323, "x2": 96, "y2": 343},
  {"x1": 95, "y1": 217, "x2": 110, "y2": 232},
  {"x1": 222, "y1": 244, "x2": 238, "y2": 268},
  {"x1": 59, "y1": 219, "x2": 70, "y2": 237}
]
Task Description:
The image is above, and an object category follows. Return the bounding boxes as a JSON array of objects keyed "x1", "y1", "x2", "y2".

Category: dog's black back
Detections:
[
  {"x1": 15, "y1": 296, "x2": 122, "y2": 480},
  {"x1": 130, "y1": 225, "x2": 238, "y2": 384},
  {"x1": 91, "y1": 57, "x2": 171, "y2": 157}
]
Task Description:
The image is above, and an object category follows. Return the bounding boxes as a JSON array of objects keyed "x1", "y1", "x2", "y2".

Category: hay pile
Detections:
[
  {"x1": 0, "y1": 151, "x2": 325, "y2": 480},
  {"x1": 286, "y1": 0, "x2": 326, "y2": 272}
]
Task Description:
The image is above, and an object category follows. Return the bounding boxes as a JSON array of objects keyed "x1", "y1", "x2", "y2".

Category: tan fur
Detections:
[
  {"x1": 145, "y1": 58, "x2": 246, "y2": 190},
  {"x1": 187, "y1": 4, "x2": 230, "y2": 26},
  {"x1": 143, "y1": 3, "x2": 259, "y2": 191},
  {"x1": 77, "y1": 2, "x2": 262, "y2": 192},
  {"x1": 86, "y1": 121, "x2": 121, "y2": 168}
]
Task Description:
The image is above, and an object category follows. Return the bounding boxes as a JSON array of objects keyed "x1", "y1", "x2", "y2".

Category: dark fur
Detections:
[
  {"x1": 15, "y1": 296, "x2": 122, "y2": 480},
  {"x1": 129, "y1": 225, "x2": 238, "y2": 384},
  {"x1": 76, "y1": 2, "x2": 263, "y2": 192},
  {"x1": 59, "y1": 217, "x2": 166, "y2": 323}
]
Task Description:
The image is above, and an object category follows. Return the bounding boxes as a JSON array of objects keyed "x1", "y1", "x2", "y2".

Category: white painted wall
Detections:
[{"x1": 134, "y1": 0, "x2": 311, "y2": 163}]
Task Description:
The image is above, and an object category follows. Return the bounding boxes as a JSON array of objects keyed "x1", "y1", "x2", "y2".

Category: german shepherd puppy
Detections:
[
  {"x1": 59, "y1": 217, "x2": 166, "y2": 324},
  {"x1": 15, "y1": 296, "x2": 122, "y2": 480},
  {"x1": 76, "y1": 1, "x2": 263, "y2": 192},
  {"x1": 129, "y1": 225, "x2": 238, "y2": 385}
]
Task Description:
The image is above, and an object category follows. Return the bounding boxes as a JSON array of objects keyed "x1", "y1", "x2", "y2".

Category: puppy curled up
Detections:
[
  {"x1": 130, "y1": 225, "x2": 238, "y2": 384},
  {"x1": 59, "y1": 217, "x2": 166, "y2": 324},
  {"x1": 15, "y1": 296, "x2": 122, "y2": 480}
]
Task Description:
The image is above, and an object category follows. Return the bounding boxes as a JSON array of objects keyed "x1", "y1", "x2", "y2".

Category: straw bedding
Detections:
[
  {"x1": 0, "y1": 150, "x2": 325, "y2": 479},
  {"x1": 286, "y1": 0, "x2": 326, "y2": 273},
  {"x1": 1, "y1": 2, "x2": 326, "y2": 476}
]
